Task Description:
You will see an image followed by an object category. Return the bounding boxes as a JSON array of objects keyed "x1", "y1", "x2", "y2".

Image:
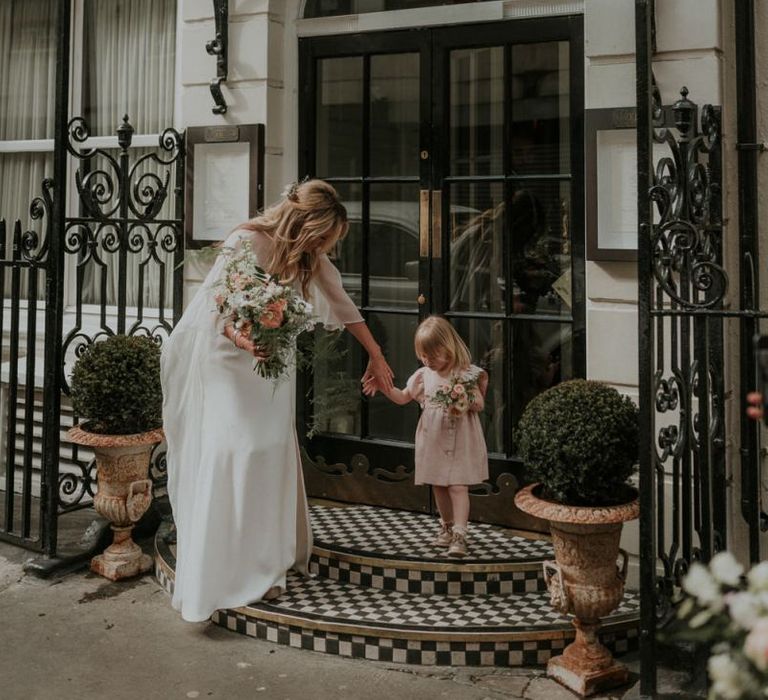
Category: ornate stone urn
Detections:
[
  {"x1": 69, "y1": 425, "x2": 164, "y2": 581},
  {"x1": 515, "y1": 483, "x2": 639, "y2": 697}
]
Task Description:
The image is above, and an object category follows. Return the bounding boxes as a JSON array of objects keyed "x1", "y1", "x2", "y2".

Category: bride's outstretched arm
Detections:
[{"x1": 344, "y1": 321, "x2": 394, "y2": 394}]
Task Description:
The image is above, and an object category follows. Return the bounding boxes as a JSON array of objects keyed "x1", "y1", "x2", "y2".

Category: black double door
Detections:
[{"x1": 299, "y1": 17, "x2": 584, "y2": 528}]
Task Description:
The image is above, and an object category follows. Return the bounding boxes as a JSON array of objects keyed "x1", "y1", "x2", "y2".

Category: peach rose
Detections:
[{"x1": 259, "y1": 298, "x2": 288, "y2": 329}]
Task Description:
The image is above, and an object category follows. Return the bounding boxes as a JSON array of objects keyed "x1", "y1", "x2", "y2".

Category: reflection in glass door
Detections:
[{"x1": 299, "y1": 18, "x2": 584, "y2": 527}]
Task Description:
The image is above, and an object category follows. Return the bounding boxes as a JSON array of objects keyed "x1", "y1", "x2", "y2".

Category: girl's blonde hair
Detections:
[
  {"x1": 239, "y1": 179, "x2": 349, "y2": 296},
  {"x1": 414, "y1": 316, "x2": 472, "y2": 373}
]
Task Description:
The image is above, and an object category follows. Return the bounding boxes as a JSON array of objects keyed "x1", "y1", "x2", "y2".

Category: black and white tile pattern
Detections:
[
  {"x1": 251, "y1": 571, "x2": 638, "y2": 631},
  {"x1": 212, "y1": 609, "x2": 639, "y2": 667},
  {"x1": 311, "y1": 505, "x2": 553, "y2": 563},
  {"x1": 310, "y1": 554, "x2": 544, "y2": 595},
  {"x1": 154, "y1": 506, "x2": 640, "y2": 668}
]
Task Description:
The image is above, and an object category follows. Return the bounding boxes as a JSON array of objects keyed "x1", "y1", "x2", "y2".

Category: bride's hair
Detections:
[{"x1": 239, "y1": 179, "x2": 349, "y2": 296}]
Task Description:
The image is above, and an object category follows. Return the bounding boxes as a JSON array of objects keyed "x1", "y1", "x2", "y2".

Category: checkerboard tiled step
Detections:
[
  {"x1": 310, "y1": 504, "x2": 553, "y2": 595},
  {"x1": 154, "y1": 507, "x2": 640, "y2": 667}
]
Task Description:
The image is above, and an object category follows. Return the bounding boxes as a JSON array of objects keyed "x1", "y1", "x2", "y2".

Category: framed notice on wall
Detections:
[
  {"x1": 185, "y1": 124, "x2": 264, "y2": 249},
  {"x1": 585, "y1": 108, "x2": 639, "y2": 262}
]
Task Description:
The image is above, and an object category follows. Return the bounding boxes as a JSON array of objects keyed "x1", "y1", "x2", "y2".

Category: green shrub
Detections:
[
  {"x1": 70, "y1": 335, "x2": 162, "y2": 435},
  {"x1": 517, "y1": 379, "x2": 639, "y2": 506}
]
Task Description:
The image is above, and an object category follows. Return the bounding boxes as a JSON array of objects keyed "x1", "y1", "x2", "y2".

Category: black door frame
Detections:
[{"x1": 298, "y1": 16, "x2": 585, "y2": 526}]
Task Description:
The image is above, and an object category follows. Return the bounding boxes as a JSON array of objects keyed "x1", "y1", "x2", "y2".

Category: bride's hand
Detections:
[
  {"x1": 224, "y1": 323, "x2": 268, "y2": 360},
  {"x1": 364, "y1": 353, "x2": 394, "y2": 394}
]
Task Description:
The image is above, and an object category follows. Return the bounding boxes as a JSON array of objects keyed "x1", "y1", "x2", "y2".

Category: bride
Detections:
[{"x1": 161, "y1": 179, "x2": 394, "y2": 622}]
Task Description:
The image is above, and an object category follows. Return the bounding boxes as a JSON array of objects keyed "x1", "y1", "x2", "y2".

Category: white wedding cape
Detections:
[{"x1": 161, "y1": 228, "x2": 362, "y2": 622}]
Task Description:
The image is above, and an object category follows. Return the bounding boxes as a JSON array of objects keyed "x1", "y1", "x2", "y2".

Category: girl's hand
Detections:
[
  {"x1": 362, "y1": 375, "x2": 379, "y2": 397},
  {"x1": 364, "y1": 353, "x2": 394, "y2": 394}
]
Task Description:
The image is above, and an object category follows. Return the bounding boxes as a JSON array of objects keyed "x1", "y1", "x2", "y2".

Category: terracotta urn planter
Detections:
[
  {"x1": 69, "y1": 425, "x2": 165, "y2": 581},
  {"x1": 514, "y1": 483, "x2": 639, "y2": 697}
]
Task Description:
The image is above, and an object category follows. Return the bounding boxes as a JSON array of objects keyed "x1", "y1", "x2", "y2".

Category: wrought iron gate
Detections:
[
  {"x1": 0, "y1": 1, "x2": 184, "y2": 558},
  {"x1": 636, "y1": 0, "x2": 766, "y2": 695}
]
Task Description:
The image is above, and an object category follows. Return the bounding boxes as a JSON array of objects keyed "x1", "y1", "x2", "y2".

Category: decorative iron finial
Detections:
[
  {"x1": 117, "y1": 115, "x2": 134, "y2": 150},
  {"x1": 672, "y1": 87, "x2": 696, "y2": 138}
]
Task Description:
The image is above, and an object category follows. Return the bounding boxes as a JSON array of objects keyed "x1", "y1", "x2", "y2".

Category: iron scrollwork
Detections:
[
  {"x1": 645, "y1": 87, "x2": 725, "y2": 611},
  {"x1": 206, "y1": 0, "x2": 229, "y2": 115},
  {"x1": 56, "y1": 114, "x2": 185, "y2": 512}
]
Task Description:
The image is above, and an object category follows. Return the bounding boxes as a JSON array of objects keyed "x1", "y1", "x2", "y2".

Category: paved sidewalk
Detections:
[{"x1": 0, "y1": 533, "x2": 695, "y2": 700}]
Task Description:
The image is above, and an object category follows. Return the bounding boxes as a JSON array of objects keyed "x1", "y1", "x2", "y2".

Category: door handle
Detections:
[
  {"x1": 431, "y1": 189, "x2": 442, "y2": 259},
  {"x1": 419, "y1": 189, "x2": 429, "y2": 257}
]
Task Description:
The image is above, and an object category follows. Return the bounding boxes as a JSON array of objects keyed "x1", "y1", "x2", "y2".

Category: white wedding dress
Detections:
[{"x1": 161, "y1": 228, "x2": 362, "y2": 622}]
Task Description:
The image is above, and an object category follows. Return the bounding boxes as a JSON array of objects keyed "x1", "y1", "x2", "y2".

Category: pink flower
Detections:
[
  {"x1": 452, "y1": 383, "x2": 466, "y2": 395},
  {"x1": 440, "y1": 384, "x2": 451, "y2": 394},
  {"x1": 214, "y1": 293, "x2": 225, "y2": 306},
  {"x1": 259, "y1": 298, "x2": 288, "y2": 329},
  {"x1": 744, "y1": 618, "x2": 768, "y2": 672}
]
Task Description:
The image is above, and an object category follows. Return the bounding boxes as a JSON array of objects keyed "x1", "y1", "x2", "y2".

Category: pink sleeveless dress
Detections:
[{"x1": 406, "y1": 365, "x2": 489, "y2": 487}]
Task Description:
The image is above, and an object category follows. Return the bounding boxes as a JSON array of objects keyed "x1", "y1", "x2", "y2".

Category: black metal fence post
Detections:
[
  {"x1": 41, "y1": 0, "x2": 72, "y2": 558},
  {"x1": 734, "y1": 0, "x2": 763, "y2": 564},
  {"x1": 635, "y1": 1, "x2": 656, "y2": 695}
]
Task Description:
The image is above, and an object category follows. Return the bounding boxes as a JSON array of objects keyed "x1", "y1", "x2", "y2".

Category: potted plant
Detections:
[
  {"x1": 68, "y1": 334, "x2": 164, "y2": 581},
  {"x1": 513, "y1": 379, "x2": 640, "y2": 697}
]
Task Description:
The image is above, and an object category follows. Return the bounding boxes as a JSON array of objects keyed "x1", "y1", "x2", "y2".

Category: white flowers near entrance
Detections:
[{"x1": 677, "y1": 553, "x2": 768, "y2": 699}]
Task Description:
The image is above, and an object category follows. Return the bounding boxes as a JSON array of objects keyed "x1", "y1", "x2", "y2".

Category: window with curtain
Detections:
[
  {"x1": 79, "y1": 0, "x2": 177, "y2": 309},
  {"x1": 0, "y1": 0, "x2": 57, "y2": 300}
]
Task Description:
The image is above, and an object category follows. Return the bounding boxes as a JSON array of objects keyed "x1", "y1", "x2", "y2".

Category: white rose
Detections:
[
  {"x1": 709, "y1": 552, "x2": 744, "y2": 586},
  {"x1": 710, "y1": 551, "x2": 744, "y2": 587},
  {"x1": 744, "y1": 618, "x2": 768, "y2": 672},
  {"x1": 748, "y1": 562, "x2": 768, "y2": 592},
  {"x1": 683, "y1": 563, "x2": 724, "y2": 611},
  {"x1": 708, "y1": 653, "x2": 745, "y2": 700},
  {"x1": 727, "y1": 592, "x2": 762, "y2": 631}
]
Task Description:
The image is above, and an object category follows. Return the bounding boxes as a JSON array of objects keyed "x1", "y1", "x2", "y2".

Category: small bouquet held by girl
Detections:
[
  {"x1": 430, "y1": 374, "x2": 481, "y2": 418},
  {"x1": 214, "y1": 240, "x2": 315, "y2": 380}
]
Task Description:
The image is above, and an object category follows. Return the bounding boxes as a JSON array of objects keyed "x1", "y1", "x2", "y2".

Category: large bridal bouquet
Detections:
[
  {"x1": 213, "y1": 240, "x2": 315, "y2": 380},
  {"x1": 673, "y1": 552, "x2": 768, "y2": 699},
  {"x1": 430, "y1": 373, "x2": 480, "y2": 417}
]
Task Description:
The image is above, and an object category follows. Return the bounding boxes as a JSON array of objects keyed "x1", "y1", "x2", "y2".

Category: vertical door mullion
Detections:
[
  {"x1": 503, "y1": 43, "x2": 514, "y2": 458},
  {"x1": 361, "y1": 54, "x2": 371, "y2": 440},
  {"x1": 419, "y1": 31, "x2": 433, "y2": 322},
  {"x1": 430, "y1": 31, "x2": 446, "y2": 315}
]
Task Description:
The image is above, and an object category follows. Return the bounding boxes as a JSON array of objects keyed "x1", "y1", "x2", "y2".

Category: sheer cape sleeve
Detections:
[{"x1": 308, "y1": 254, "x2": 364, "y2": 330}]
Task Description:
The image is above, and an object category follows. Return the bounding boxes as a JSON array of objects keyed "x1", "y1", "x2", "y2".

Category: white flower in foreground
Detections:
[
  {"x1": 683, "y1": 563, "x2": 724, "y2": 610},
  {"x1": 744, "y1": 618, "x2": 768, "y2": 672},
  {"x1": 727, "y1": 591, "x2": 762, "y2": 631},
  {"x1": 711, "y1": 551, "x2": 744, "y2": 587},
  {"x1": 708, "y1": 653, "x2": 746, "y2": 700},
  {"x1": 748, "y1": 562, "x2": 768, "y2": 592}
]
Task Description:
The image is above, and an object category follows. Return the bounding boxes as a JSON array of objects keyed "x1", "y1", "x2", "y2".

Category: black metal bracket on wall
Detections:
[{"x1": 206, "y1": 0, "x2": 229, "y2": 115}]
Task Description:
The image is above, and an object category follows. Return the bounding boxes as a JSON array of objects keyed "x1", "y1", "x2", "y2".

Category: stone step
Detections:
[
  {"x1": 309, "y1": 504, "x2": 551, "y2": 595},
  {"x1": 153, "y1": 505, "x2": 640, "y2": 668}
]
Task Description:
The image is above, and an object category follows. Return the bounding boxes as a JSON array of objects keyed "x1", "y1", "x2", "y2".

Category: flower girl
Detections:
[{"x1": 375, "y1": 316, "x2": 488, "y2": 557}]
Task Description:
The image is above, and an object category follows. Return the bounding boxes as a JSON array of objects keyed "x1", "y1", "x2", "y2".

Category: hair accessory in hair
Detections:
[{"x1": 284, "y1": 175, "x2": 310, "y2": 203}]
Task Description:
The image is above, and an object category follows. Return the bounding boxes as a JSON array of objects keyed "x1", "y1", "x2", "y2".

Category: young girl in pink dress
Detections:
[{"x1": 376, "y1": 316, "x2": 489, "y2": 557}]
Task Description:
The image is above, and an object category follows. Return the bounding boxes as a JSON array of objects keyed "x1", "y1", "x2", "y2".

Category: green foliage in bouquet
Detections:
[
  {"x1": 70, "y1": 335, "x2": 162, "y2": 435},
  {"x1": 668, "y1": 553, "x2": 768, "y2": 700},
  {"x1": 516, "y1": 379, "x2": 638, "y2": 506}
]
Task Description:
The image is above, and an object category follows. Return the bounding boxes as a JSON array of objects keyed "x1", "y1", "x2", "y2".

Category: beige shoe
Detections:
[
  {"x1": 432, "y1": 521, "x2": 453, "y2": 547},
  {"x1": 262, "y1": 585, "x2": 283, "y2": 601},
  {"x1": 448, "y1": 529, "x2": 468, "y2": 558}
]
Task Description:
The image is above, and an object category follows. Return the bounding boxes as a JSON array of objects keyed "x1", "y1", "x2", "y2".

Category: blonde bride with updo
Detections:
[{"x1": 161, "y1": 179, "x2": 394, "y2": 622}]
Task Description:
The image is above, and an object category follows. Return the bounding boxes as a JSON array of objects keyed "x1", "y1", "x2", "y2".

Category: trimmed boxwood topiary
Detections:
[
  {"x1": 517, "y1": 379, "x2": 639, "y2": 506},
  {"x1": 70, "y1": 335, "x2": 162, "y2": 435}
]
